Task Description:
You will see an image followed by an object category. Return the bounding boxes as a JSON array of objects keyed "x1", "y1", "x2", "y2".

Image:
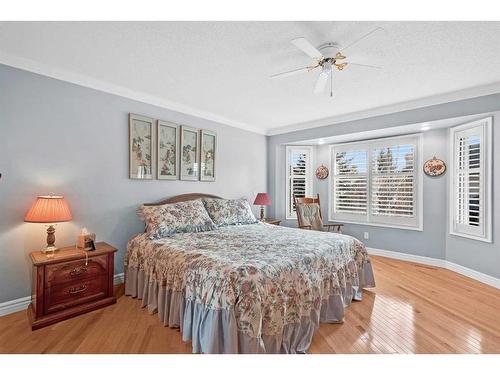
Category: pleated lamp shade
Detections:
[
  {"x1": 253, "y1": 193, "x2": 271, "y2": 206},
  {"x1": 24, "y1": 195, "x2": 72, "y2": 223}
]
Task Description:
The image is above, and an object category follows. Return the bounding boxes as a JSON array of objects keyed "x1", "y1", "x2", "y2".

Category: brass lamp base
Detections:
[
  {"x1": 43, "y1": 225, "x2": 58, "y2": 256},
  {"x1": 259, "y1": 206, "x2": 265, "y2": 221},
  {"x1": 42, "y1": 245, "x2": 58, "y2": 254}
]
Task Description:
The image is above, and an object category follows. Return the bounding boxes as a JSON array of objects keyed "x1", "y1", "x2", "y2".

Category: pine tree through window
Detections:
[
  {"x1": 286, "y1": 146, "x2": 313, "y2": 219},
  {"x1": 330, "y1": 135, "x2": 422, "y2": 229}
]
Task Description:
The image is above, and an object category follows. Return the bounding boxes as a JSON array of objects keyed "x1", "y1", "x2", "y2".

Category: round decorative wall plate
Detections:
[
  {"x1": 423, "y1": 156, "x2": 446, "y2": 177},
  {"x1": 315, "y1": 165, "x2": 329, "y2": 179}
]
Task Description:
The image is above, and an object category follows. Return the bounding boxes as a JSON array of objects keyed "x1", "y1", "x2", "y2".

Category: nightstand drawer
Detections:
[
  {"x1": 29, "y1": 242, "x2": 117, "y2": 330},
  {"x1": 45, "y1": 254, "x2": 108, "y2": 287},
  {"x1": 44, "y1": 275, "x2": 108, "y2": 315}
]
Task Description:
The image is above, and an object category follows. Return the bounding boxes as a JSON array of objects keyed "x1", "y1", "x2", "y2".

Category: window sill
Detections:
[
  {"x1": 449, "y1": 230, "x2": 492, "y2": 243},
  {"x1": 329, "y1": 218, "x2": 423, "y2": 232}
]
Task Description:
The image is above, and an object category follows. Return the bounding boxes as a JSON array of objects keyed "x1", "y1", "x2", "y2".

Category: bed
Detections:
[{"x1": 124, "y1": 193, "x2": 375, "y2": 354}]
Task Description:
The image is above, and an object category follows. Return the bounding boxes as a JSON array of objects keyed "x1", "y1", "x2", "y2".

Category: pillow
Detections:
[
  {"x1": 203, "y1": 198, "x2": 258, "y2": 226},
  {"x1": 137, "y1": 199, "x2": 217, "y2": 239}
]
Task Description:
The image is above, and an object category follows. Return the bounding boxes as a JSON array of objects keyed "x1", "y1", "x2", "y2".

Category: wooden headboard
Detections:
[{"x1": 143, "y1": 193, "x2": 222, "y2": 206}]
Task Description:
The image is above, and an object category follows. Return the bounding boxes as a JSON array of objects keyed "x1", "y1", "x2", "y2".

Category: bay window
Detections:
[{"x1": 330, "y1": 134, "x2": 422, "y2": 230}]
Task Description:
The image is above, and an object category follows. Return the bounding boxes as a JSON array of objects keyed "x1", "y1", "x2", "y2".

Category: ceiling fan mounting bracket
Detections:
[{"x1": 317, "y1": 42, "x2": 342, "y2": 56}]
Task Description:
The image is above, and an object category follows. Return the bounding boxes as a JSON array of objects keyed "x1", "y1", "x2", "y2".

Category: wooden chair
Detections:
[{"x1": 293, "y1": 194, "x2": 344, "y2": 233}]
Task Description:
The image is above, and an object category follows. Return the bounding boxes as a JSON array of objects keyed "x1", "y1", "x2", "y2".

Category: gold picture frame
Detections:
[
  {"x1": 157, "y1": 120, "x2": 179, "y2": 180},
  {"x1": 129, "y1": 113, "x2": 153, "y2": 180},
  {"x1": 180, "y1": 125, "x2": 199, "y2": 181},
  {"x1": 200, "y1": 129, "x2": 216, "y2": 182}
]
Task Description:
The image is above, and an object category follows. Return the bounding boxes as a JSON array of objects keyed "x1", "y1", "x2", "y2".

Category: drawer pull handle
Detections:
[
  {"x1": 68, "y1": 284, "x2": 88, "y2": 294},
  {"x1": 69, "y1": 267, "x2": 88, "y2": 277}
]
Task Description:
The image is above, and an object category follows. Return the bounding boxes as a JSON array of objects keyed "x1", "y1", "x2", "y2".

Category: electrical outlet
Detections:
[{"x1": 363, "y1": 232, "x2": 369, "y2": 240}]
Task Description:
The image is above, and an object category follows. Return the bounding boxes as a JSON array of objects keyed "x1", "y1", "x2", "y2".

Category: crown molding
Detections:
[
  {"x1": 266, "y1": 82, "x2": 500, "y2": 136},
  {"x1": 4, "y1": 52, "x2": 500, "y2": 138},
  {"x1": 0, "y1": 52, "x2": 266, "y2": 135}
]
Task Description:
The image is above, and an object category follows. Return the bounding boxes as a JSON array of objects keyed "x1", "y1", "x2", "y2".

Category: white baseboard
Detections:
[
  {"x1": 0, "y1": 272, "x2": 125, "y2": 317},
  {"x1": 0, "y1": 296, "x2": 32, "y2": 317},
  {"x1": 367, "y1": 247, "x2": 500, "y2": 289},
  {"x1": 367, "y1": 247, "x2": 447, "y2": 268},
  {"x1": 444, "y1": 262, "x2": 500, "y2": 289},
  {"x1": 2, "y1": 253, "x2": 499, "y2": 318},
  {"x1": 113, "y1": 272, "x2": 125, "y2": 285}
]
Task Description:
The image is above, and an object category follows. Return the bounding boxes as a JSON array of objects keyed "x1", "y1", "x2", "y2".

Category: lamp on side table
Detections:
[
  {"x1": 253, "y1": 193, "x2": 271, "y2": 221},
  {"x1": 24, "y1": 194, "x2": 72, "y2": 256}
]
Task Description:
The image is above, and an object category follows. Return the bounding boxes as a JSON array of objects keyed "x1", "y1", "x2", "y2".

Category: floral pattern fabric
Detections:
[
  {"x1": 202, "y1": 198, "x2": 257, "y2": 226},
  {"x1": 126, "y1": 222, "x2": 373, "y2": 338},
  {"x1": 137, "y1": 199, "x2": 217, "y2": 239}
]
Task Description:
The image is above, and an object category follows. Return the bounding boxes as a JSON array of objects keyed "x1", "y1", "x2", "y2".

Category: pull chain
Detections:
[
  {"x1": 330, "y1": 69, "x2": 333, "y2": 97},
  {"x1": 75, "y1": 244, "x2": 89, "y2": 265}
]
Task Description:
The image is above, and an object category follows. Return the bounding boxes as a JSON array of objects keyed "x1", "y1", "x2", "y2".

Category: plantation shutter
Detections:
[
  {"x1": 456, "y1": 133, "x2": 481, "y2": 228},
  {"x1": 286, "y1": 146, "x2": 312, "y2": 219},
  {"x1": 331, "y1": 134, "x2": 421, "y2": 229},
  {"x1": 371, "y1": 144, "x2": 415, "y2": 218},
  {"x1": 450, "y1": 118, "x2": 491, "y2": 241},
  {"x1": 333, "y1": 150, "x2": 368, "y2": 216}
]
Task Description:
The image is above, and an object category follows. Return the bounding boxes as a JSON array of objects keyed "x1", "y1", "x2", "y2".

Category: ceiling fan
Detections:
[{"x1": 271, "y1": 27, "x2": 384, "y2": 96}]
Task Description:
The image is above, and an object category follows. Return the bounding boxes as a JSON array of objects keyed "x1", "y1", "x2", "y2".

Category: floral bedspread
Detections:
[{"x1": 125, "y1": 222, "x2": 371, "y2": 337}]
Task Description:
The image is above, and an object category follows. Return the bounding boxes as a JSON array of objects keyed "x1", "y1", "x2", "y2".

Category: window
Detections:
[
  {"x1": 286, "y1": 146, "x2": 313, "y2": 219},
  {"x1": 330, "y1": 134, "x2": 422, "y2": 230},
  {"x1": 334, "y1": 149, "x2": 368, "y2": 215},
  {"x1": 450, "y1": 118, "x2": 492, "y2": 242}
]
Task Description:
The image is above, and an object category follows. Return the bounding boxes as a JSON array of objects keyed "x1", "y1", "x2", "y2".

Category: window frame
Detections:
[
  {"x1": 449, "y1": 117, "x2": 492, "y2": 243},
  {"x1": 329, "y1": 133, "x2": 423, "y2": 231},
  {"x1": 285, "y1": 145, "x2": 314, "y2": 220}
]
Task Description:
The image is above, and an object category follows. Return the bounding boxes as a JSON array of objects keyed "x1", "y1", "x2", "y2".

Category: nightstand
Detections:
[
  {"x1": 28, "y1": 242, "x2": 117, "y2": 330},
  {"x1": 262, "y1": 218, "x2": 281, "y2": 226}
]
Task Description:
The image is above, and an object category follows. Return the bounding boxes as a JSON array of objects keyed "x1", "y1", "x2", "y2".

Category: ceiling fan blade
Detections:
[
  {"x1": 346, "y1": 62, "x2": 382, "y2": 70},
  {"x1": 291, "y1": 37, "x2": 324, "y2": 60},
  {"x1": 339, "y1": 27, "x2": 385, "y2": 53},
  {"x1": 313, "y1": 70, "x2": 330, "y2": 94},
  {"x1": 270, "y1": 65, "x2": 317, "y2": 79}
]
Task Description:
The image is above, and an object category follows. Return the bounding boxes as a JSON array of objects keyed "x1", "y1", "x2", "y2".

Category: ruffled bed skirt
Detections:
[{"x1": 124, "y1": 261, "x2": 375, "y2": 354}]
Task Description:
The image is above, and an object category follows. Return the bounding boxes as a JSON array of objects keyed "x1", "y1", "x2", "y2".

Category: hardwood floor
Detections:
[{"x1": 1, "y1": 255, "x2": 499, "y2": 354}]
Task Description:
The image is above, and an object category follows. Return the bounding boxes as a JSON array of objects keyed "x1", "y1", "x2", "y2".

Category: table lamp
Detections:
[
  {"x1": 253, "y1": 193, "x2": 271, "y2": 221},
  {"x1": 24, "y1": 195, "x2": 72, "y2": 254}
]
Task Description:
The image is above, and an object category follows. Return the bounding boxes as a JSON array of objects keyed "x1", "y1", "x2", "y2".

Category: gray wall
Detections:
[
  {"x1": 312, "y1": 129, "x2": 448, "y2": 260},
  {"x1": 445, "y1": 115, "x2": 499, "y2": 278},
  {"x1": 268, "y1": 98, "x2": 499, "y2": 278},
  {"x1": 0, "y1": 64, "x2": 267, "y2": 303}
]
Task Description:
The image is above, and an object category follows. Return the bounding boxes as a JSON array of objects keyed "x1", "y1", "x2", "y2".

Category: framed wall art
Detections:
[
  {"x1": 157, "y1": 120, "x2": 179, "y2": 180},
  {"x1": 200, "y1": 129, "x2": 217, "y2": 182},
  {"x1": 129, "y1": 113, "x2": 153, "y2": 180},
  {"x1": 423, "y1": 156, "x2": 446, "y2": 177},
  {"x1": 315, "y1": 164, "x2": 329, "y2": 180},
  {"x1": 180, "y1": 125, "x2": 199, "y2": 181}
]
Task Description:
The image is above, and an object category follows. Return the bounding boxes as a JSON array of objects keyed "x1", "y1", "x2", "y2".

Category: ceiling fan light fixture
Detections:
[
  {"x1": 273, "y1": 29, "x2": 384, "y2": 95},
  {"x1": 321, "y1": 61, "x2": 332, "y2": 73},
  {"x1": 335, "y1": 62, "x2": 348, "y2": 71}
]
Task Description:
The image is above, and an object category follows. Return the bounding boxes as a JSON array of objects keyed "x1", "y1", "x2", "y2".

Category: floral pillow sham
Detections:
[
  {"x1": 137, "y1": 199, "x2": 217, "y2": 239},
  {"x1": 203, "y1": 198, "x2": 258, "y2": 226}
]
